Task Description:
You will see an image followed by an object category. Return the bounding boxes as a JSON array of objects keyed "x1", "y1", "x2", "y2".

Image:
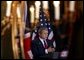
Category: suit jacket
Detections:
[{"x1": 31, "y1": 38, "x2": 54, "y2": 59}]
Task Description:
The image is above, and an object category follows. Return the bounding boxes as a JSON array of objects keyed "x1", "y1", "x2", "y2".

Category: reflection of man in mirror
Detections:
[{"x1": 51, "y1": 19, "x2": 68, "y2": 52}]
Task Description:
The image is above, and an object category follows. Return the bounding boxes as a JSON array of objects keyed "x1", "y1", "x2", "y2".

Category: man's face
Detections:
[{"x1": 39, "y1": 30, "x2": 48, "y2": 40}]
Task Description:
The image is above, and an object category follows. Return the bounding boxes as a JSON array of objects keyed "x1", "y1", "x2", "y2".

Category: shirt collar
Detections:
[{"x1": 39, "y1": 37, "x2": 45, "y2": 45}]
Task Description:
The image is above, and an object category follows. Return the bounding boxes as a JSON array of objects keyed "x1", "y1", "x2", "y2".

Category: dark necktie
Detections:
[{"x1": 44, "y1": 40, "x2": 48, "y2": 49}]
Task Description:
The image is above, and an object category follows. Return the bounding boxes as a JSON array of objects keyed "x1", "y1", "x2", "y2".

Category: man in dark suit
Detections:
[{"x1": 31, "y1": 27, "x2": 55, "y2": 59}]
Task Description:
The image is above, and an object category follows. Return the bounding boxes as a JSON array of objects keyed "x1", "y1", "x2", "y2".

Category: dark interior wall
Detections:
[
  {"x1": 68, "y1": 15, "x2": 83, "y2": 59},
  {"x1": 1, "y1": 28, "x2": 13, "y2": 59},
  {"x1": 76, "y1": 25, "x2": 83, "y2": 59},
  {"x1": 68, "y1": 1, "x2": 83, "y2": 59}
]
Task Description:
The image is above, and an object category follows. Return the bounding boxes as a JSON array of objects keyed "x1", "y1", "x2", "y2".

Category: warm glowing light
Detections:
[
  {"x1": 17, "y1": 5, "x2": 21, "y2": 18},
  {"x1": 69, "y1": 1, "x2": 75, "y2": 12},
  {"x1": 30, "y1": 5, "x2": 34, "y2": 23},
  {"x1": 53, "y1": 1, "x2": 60, "y2": 20},
  {"x1": 35, "y1": 1, "x2": 41, "y2": 7},
  {"x1": 6, "y1": 1, "x2": 12, "y2": 17},
  {"x1": 42, "y1": 1, "x2": 48, "y2": 9},
  {"x1": 53, "y1": 1, "x2": 60, "y2": 7}
]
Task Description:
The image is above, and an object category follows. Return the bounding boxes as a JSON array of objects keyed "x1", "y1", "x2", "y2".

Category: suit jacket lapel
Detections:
[{"x1": 38, "y1": 38, "x2": 45, "y2": 48}]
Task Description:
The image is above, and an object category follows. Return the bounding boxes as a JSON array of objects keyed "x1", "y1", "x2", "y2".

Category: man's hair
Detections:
[{"x1": 38, "y1": 27, "x2": 48, "y2": 34}]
